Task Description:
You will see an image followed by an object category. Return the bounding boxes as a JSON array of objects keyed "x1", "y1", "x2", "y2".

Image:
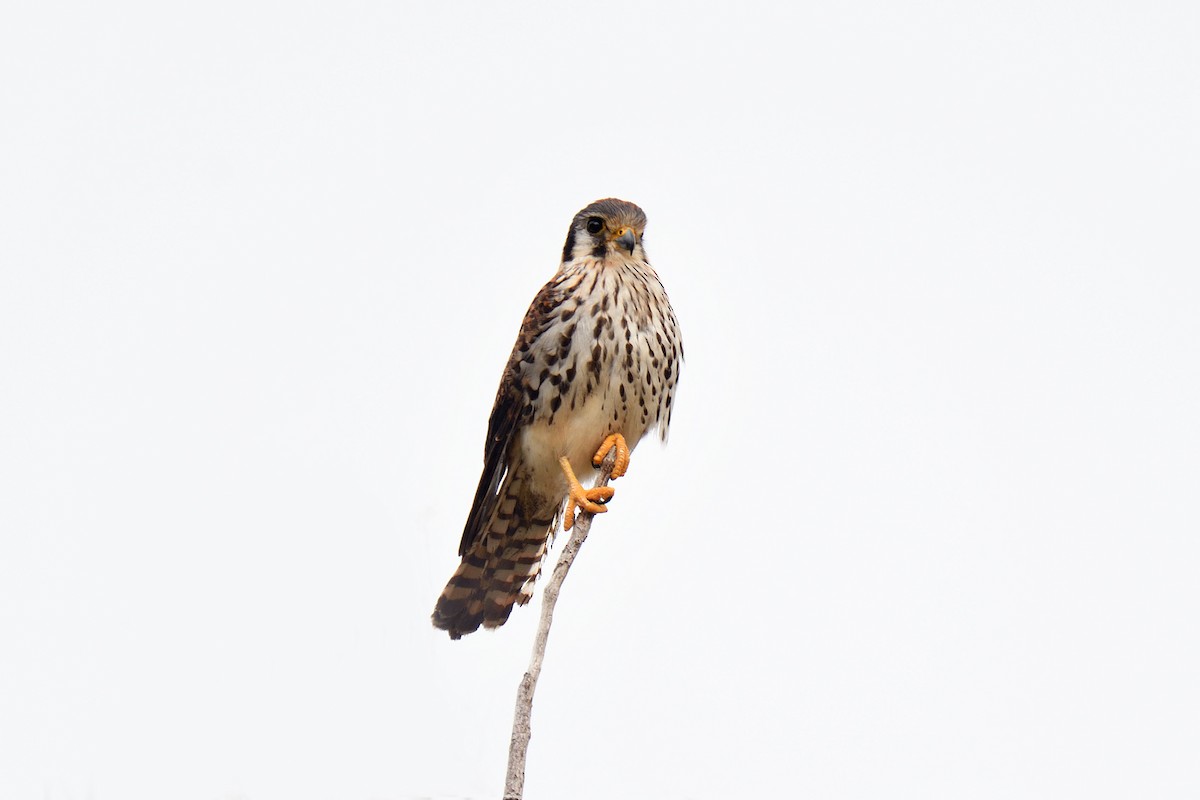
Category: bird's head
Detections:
[{"x1": 561, "y1": 198, "x2": 648, "y2": 264}]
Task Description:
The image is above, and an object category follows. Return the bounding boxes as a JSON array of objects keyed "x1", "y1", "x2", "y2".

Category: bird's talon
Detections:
[
  {"x1": 587, "y1": 486, "x2": 614, "y2": 506},
  {"x1": 592, "y1": 433, "x2": 631, "y2": 479},
  {"x1": 560, "y1": 456, "x2": 616, "y2": 530},
  {"x1": 571, "y1": 485, "x2": 612, "y2": 515}
]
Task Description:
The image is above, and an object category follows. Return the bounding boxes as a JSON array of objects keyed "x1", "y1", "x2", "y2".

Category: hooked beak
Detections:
[{"x1": 615, "y1": 227, "x2": 636, "y2": 254}]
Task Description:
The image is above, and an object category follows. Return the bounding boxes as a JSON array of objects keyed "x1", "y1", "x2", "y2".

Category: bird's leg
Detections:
[
  {"x1": 559, "y1": 456, "x2": 615, "y2": 531},
  {"x1": 592, "y1": 433, "x2": 631, "y2": 479}
]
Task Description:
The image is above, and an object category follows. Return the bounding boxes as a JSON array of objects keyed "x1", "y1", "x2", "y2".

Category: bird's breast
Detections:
[{"x1": 516, "y1": 262, "x2": 681, "y2": 483}]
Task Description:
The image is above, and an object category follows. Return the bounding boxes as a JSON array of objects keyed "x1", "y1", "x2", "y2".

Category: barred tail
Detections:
[{"x1": 431, "y1": 480, "x2": 559, "y2": 639}]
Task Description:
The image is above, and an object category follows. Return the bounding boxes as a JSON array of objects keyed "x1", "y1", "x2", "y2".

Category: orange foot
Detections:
[
  {"x1": 592, "y1": 433, "x2": 631, "y2": 479},
  {"x1": 559, "y1": 456, "x2": 615, "y2": 531}
]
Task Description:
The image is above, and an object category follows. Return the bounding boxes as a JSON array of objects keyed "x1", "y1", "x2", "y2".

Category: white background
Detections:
[{"x1": 2, "y1": 2, "x2": 1197, "y2": 798}]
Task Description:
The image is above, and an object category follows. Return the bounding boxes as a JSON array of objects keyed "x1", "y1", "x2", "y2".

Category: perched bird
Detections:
[{"x1": 431, "y1": 199, "x2": 683, "y2": 639}]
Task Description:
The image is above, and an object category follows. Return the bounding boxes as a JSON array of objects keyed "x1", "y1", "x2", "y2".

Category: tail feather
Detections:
[{"x1": 432, "y1": 476, "x2": 560, "y2": 639}]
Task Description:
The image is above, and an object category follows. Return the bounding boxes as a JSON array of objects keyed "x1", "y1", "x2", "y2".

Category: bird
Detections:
[{"x1": 431, "y1": 198, "x2": 683, "y2": 639}]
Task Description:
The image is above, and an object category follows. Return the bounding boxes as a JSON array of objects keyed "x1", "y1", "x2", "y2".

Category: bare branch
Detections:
[{"x1": 504, "y1": 449, "x2": 618, "y2": 800}]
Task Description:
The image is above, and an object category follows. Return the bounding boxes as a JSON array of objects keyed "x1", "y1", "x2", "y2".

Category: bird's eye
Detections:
[{"x1": 586, "y1": 217, "x2": 604, "y2": 234}]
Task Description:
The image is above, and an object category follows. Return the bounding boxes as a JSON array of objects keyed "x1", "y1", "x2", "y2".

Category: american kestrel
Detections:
[{"x1": 431, "y1": 199, "x2": 682, "y2": 639}]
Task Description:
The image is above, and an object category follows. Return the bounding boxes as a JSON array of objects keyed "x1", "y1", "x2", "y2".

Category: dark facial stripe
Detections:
[{"x1": 561, "y1": 227, "x2": 576, "y2": 262}]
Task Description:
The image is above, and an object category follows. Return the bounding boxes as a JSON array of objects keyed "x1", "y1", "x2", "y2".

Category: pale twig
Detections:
[{"x1": 503, "y1": 448, "x2": 617, "y2": 800}]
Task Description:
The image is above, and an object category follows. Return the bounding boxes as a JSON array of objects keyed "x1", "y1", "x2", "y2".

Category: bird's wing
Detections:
[{"x1": 457, "y1": 277, "x2": 565, "y2": 556}]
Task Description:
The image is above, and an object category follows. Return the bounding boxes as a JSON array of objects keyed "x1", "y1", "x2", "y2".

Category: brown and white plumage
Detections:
[{"x1": 431, "y1": 199, "x2": 682, "y2": 639}]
